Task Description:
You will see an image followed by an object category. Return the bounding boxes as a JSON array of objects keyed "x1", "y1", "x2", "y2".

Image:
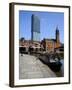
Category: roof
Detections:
[{"x1": 43, "y1": 38, "x2": 56, "y2": 42}]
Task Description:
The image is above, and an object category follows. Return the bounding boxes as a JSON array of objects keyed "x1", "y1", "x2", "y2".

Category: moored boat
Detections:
[{"x1": 39, "y1": 54, "x2": 62, "y2": 72}]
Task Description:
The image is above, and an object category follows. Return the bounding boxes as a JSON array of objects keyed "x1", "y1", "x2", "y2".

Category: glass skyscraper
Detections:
[{"x1": 31, "y1": 14, "x2": 40, "y2": 41}]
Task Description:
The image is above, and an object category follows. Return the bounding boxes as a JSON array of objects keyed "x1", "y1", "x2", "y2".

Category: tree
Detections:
[{"x1": 20, "y1": 37, "x2": 25, "y2": 42}]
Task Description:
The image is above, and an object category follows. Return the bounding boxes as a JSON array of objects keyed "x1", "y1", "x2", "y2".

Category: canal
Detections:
[{"x1": 55, "y1": 59, "x2": 64, "y2": 77}]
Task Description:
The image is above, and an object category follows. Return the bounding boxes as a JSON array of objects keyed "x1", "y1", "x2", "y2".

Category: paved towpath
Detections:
[{"x1": 19, "y1": 54, "x2": 56, "y2": 79}]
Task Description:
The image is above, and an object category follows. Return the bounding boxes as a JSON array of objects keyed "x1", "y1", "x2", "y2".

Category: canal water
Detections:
[{"x1": 55, "y1": 59, "x2": 64, "y2": 77}]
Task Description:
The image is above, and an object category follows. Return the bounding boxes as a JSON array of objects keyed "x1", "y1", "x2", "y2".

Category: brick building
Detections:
[
  {"x1": 19, "y1": 14, "x2": 63, "y2": 54},
  {"x1": 19, "y1": 39, "x2": 42, "y2": 53},
  {"x1": 19, "y1": 27, "x2": 63, "y2": 53},
  {"x1": 41, "y1": 27, "x2": 62, "y2": 53}
]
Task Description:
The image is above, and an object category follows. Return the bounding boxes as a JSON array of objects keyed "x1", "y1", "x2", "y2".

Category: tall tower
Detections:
[
  {"x1": 31, "y1": 14, "x2": 40, "y2": 41},
  {"x1": 56, "y1": 26, "x2": 60, "y2": 43}
]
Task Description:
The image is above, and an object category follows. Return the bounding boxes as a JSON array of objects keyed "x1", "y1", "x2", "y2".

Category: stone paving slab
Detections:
[{"x1": 19, "y1": 54, "x2": 56, "y2": 79}]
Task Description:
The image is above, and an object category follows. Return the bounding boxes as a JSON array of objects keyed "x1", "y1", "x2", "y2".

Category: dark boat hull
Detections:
[
  {"x1": 47, "y1": 61, "x2": 62, "y2": 72},
  {"x1": 39, "y1": 56, "x2": 62, "y2": 72}
]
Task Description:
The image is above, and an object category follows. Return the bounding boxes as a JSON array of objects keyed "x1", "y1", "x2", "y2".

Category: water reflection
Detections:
[
  {"x1": 38, "y1": 53, "x2": 64, "y2": 77},
  {"x1": 55, "y1": 59, "x2": 64, "y2": 77}
]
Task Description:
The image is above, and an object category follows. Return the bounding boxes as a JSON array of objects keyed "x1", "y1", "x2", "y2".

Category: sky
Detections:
[{"x1": 19, "y1": 10, "x2": 64, "y2": 43}]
